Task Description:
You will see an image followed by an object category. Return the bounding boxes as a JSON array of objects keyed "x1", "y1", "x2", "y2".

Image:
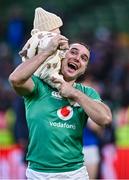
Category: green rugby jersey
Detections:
[{"x1": 24, "y1": 76, "x2": 101, "y2": 173}]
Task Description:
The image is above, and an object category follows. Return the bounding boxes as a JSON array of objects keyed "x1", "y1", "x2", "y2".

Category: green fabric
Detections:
[
  {"x1": 115, "y1": 126, "x2": 129, "y2": 147},
  {"x1": 0, "y1": 109, "x2": 16, "y2": 146},
  {"x1": 0, "y1": 130, "x2": 14, "y2": 145},
  {"x1": 24, "y1": 76, "x2": 101, "y2": 173}
]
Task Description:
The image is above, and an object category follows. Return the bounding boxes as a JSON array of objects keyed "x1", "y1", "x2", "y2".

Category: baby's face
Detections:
[{"x1": 50, "y1": 28, "x2": 61, "y2": 34}]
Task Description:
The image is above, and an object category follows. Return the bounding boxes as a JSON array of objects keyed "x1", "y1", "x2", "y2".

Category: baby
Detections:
[{"x1": 19, "y1": 7, "x2": 68, "y2": 90}]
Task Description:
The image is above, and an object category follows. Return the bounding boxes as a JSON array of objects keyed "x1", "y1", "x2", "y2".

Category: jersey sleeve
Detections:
[
  {"x1": 23, "y1": 75, "x2": 43, "y2": 98},
  {"x1": 31, "y1": 75, "x2": 40, "y2": 93},
  {"x1": 84, "y1": 87, "x2": 101, "y2": 102}
]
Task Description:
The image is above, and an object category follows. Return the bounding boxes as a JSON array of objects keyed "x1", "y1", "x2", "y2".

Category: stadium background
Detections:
[{"x1": 0, "y1": 0, "x2": 129, "y2": 179}]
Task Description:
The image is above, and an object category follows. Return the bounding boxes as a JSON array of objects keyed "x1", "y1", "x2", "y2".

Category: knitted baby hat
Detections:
[{"x1": 33, "y1": 7, "x2": 63, "y2": 31}]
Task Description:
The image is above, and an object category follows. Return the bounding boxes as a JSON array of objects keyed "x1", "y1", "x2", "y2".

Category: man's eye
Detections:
[
  {"x1": 81, "y1": 55, "x2": 88, "y2": 61},
  {"x1": 71, "y1": 50, "x2": 77, "y2": 55}
]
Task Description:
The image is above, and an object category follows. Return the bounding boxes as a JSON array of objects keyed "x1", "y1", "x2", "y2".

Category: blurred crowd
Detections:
[{"x1": 0, "y1": 4, "x2": 129, "y2": 179}]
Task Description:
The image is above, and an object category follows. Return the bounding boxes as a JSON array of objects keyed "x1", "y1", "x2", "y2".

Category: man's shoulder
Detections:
[
  {"x1": 75, "y1": 82, "x2": 96, "y2": 92},
  {"x1": 75, "y1": 83, "x2": 101, "y2": 100},
  {"x1": 32, "y1": 75, "x2": 46, "y2": 86},
  {"x1": 32, "y1": 75, "x2": 51, "y2": 92}
]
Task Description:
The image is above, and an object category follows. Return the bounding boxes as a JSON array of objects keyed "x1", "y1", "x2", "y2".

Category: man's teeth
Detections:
[{"x1": 68, "y1": 63, "x2": 78, "y2": 70}]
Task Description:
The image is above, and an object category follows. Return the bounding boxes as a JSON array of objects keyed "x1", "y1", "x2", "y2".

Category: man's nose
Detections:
[{"x1": 74, "y1": 54, "x2": 80, "y2": 61}]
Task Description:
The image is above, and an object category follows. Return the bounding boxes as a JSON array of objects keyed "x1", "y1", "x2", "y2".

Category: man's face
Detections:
[{"x1": 61, "y1": 43, "x2": 90, "y2": 82}]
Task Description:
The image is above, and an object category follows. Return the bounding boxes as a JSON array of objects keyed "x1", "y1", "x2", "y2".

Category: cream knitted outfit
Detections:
[{"x1": 19, "y1": 29, "x2": 65, "y2": 89}]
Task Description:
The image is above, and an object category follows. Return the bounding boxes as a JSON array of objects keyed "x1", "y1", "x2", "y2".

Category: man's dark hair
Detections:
[{"x1": 69, "y1": 42, "x2": 90, "y2": 52}]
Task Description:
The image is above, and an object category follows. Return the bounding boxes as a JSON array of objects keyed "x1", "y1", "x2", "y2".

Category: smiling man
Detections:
[
  {"x1": 9, "y1": 34, "x2": 112, "y2": 180},
  {"x1": 61, "y1": 43, "x2": 90, "y2": 82}
]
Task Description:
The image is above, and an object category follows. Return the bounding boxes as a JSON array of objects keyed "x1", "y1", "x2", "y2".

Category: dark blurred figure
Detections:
[
  {"x1": 89, "y1": 27, "x2": 114, "y2": 82},
  {"x1": 6, "y1": 4, "x2": 28, "y2": 67},
  {"x1": 6, "y1": 4, "x2": 26, "y2": 51},
  {"x1": 13, "y1": 96, "x2": 29, "y2": 164}
]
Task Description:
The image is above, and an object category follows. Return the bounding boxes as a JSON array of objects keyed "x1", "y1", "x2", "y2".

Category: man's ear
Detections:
[{"x1": 31, "y1": 29, "x2": 39, "y2": 36}]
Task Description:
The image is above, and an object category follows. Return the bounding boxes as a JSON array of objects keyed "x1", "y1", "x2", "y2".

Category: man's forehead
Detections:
[
  {"x1": 70, "y1": 43, "x2": 90, "y2": 58},
  {"x1": 70, "y1": 43, "x2": 87, "y2": 50}
]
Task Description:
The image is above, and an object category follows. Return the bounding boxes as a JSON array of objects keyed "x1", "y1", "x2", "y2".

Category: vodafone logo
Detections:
[{"x1": 57, "y1": 106, "x2": 73, "y2": 121}]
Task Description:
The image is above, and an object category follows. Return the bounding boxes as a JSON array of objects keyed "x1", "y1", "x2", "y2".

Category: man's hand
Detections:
[
  {"x1": 58, "y1": 35, "x2": 69, "y2": 50},
  {"x1": 45, "y1": 34, "x2": 69, "y2": 56},
  {"x1": 52, "y1": 77, "x2": 112, "y2": 126},
  {"x1": 51, "y1": 77, "x2": 77, "y2": 99}
]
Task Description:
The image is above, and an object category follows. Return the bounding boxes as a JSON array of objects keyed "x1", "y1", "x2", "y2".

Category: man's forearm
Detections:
[
  {"x1": 72, "y1": 89, "x2": 112, "y2": 126},
  {"x1": 54, "y1": 80, "x2": 112, "y2": 126}
]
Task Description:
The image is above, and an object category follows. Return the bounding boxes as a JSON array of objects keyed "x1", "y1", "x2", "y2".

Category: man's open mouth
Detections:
[{"x1": 68, "y1": 62, "x2": 78, "y2": 71}]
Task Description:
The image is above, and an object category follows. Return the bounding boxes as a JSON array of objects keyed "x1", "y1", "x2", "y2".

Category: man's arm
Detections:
[
  {"x1": 9, "y1": 35, "x2": 68, "y2": 96},
  {"x1": 72, "y1": 89, "x2": 112, "y2": 126},
  {"x1": 54, "y1": 80, "x2": 112, "y2": 126},
  {"x1": 9, "y1": 51, "x2": 52, "y2": 96},
  {"x1": 87, "y1": 118, "x2": 103, "y2": 136}
]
